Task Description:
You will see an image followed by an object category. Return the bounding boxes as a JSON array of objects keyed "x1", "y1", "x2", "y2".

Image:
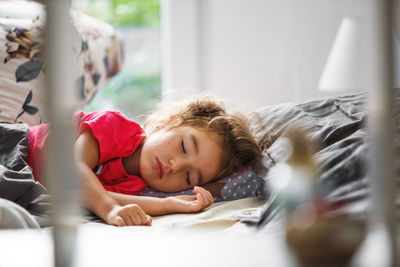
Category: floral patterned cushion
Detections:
[{"x1": 0, "y1": 1, "x2": 123, "y2": 125}]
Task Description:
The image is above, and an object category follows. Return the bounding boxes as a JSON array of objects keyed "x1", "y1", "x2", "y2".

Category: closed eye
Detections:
[
  {"x1": 186, "y1": 172, "x2": 191, "y2": 185},
  {"x1": 181, "y1": 139, "x2": 186, "y2": 153}
]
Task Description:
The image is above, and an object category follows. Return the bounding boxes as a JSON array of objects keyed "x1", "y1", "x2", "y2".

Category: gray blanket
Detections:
[
  {"x1": 0, "y1": 123, "x2": 106, "y2": 227},
  {"x1": 0, "y1": 123, "x2": 46, "y2": 206},
  {"x1": 0, "y1": 123, "x2": 53, "y2": 228},
  {"x1": 254, "y1": 91, "x2": 400, "y2": 227}
]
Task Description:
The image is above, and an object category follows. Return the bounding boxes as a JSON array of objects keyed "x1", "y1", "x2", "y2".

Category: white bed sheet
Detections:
[
  {"x1": 143, "y1": 196, "x2": 265, "y2": 231},
  {"x1": 0, "y1": 196, "x2": 391, "y2": 267},
  {"x1": 1, "y1": 197, "x2": 291, "y2": 267}
]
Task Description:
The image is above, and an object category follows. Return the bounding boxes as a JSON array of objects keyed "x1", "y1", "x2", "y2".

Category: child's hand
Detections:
[
  {"x1": 106, "y1": 204, "x2": 152, "y2": 227},
  {"x1": 166, "y1": 186, "x2": 214, "y2": 213}
]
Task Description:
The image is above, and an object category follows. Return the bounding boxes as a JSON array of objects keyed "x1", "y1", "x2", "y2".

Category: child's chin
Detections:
[{"x1": 146, "y1": 180, "x2": 164, "y2": 191}]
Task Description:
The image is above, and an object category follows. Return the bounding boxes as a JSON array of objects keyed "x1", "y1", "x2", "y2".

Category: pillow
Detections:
[
  {"x1": 0, "y1": 1, "x2": 122, "y2": 126},
  {"x1": 139, "y1": 166, "x2": 268, "y2": 202}
]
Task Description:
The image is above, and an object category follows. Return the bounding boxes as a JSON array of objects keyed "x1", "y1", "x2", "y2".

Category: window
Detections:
[{"x1": 72, "y1": 0, "x2": 161, "y2": 123}]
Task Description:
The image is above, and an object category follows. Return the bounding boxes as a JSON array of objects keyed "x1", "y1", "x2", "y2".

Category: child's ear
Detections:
[{"x1": 202, "y1": 182, "x2": 226, "y2": 198}]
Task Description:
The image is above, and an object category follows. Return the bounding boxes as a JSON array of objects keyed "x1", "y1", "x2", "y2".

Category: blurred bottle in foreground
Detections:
[{"x1": 274, "y1": 128, "x2": 366, "y2": 266}]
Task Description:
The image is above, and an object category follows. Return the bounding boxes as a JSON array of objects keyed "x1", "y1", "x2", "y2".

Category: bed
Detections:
[
  {"x1": 0, "y1": 91, "x2": 382, "y2": 226},
  {"x1": 0, "y1": 53, "x2": 398, "y2": 265},
  {"x1": 0, "y1": 90, "x2": 398, "y2": 267}
]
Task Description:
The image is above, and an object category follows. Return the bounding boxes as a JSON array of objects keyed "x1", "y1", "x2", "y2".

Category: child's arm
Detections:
[
  {"x1": 74, "y1": 130, "x2": 152, "y2": 226},
  {"x1": 108, "y1": 186, "x2": 214, "y2": 216}
]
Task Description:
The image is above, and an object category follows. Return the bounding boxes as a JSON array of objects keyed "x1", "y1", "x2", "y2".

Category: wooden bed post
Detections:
[
  {"x1": 367, "y1": 0, "x2": 399, "y2": 265},
  {"x1": 44, "y1": 0, "x2": 80, "y2": 267}
]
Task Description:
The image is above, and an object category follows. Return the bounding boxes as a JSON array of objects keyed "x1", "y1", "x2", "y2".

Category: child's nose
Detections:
[{"x1": 168, "y1": 157, "x2": 189, "y2": 173}]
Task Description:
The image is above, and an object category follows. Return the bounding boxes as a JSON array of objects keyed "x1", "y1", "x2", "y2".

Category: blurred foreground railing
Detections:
[
  {"x1": 44, "y1": 0, "x2": 80, "y2": 267},
  {"x1": 367, "y1": 0, "x2": 398, "y2": 265}
]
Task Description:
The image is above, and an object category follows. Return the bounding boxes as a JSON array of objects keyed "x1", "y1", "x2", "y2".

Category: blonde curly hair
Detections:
[{"x1": 144, "y1": 95, "x2": 264, "y2": 180}]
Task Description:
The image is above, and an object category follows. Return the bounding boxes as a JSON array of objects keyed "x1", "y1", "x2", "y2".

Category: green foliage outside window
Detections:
[
  {"x1": 73, "y1": 0, "x2": 160, "y2": 27},
  {"x1": 109, "y1": 0, "x2": 160, "y2": 27}
]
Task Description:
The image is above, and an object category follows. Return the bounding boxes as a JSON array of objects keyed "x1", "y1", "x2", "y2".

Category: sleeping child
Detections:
[{"x1": 19, "y1": 95, "x2": 264, "y2": 226}]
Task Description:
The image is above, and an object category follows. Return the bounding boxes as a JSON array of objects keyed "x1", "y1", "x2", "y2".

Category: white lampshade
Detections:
[{"x1": 318, "y1": 17, "x2": 365, "y2": 92}]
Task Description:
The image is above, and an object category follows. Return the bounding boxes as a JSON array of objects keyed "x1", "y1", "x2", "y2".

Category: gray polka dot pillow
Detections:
[{"x1": 139, "y1": 166, "x2": 267, "y2": 202}]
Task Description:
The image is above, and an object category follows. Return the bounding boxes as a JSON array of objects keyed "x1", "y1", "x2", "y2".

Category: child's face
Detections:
[{"x1": 139, "y1": 126, "x2": 226, "y2": 192}]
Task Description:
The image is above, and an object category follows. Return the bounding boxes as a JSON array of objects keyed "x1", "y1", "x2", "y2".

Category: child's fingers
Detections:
[
  {"x1": 207, "y1": 190, "x2": 214, "y2": 205},
  {"x1": 122, "y1": 214, "x2": 134, "y2": 226},
  {"x1": 201, "y1": 187, "x2": 213, "y2": 205},
  {"x1": 114, "y1": 216, "x2": 126, "y2": 227},
  {"x1": 129, "y1": 213, "x2": 143, "y2": 225},
  {"x1": 190, "y1": 189, "x2": 203, "y2": 208},
  {"x1": 126, "y1": 206, "x2": 150, "y2": 225},
  {"x1": 194, "y1": 186, "x2": 202, "y2": 194},
  {"x1": 196, "y1": 189, "x2": 206, "y2": 207},
  {"x1": 135, "y1": 210, "x2": 150, "y2": 225},
  {"x1": 117, "y1": 203, "x2": 152, "y2": 226},
  {"x1": 194, "y1": 186, "x2": 213, "y2": 206},
  {"x1": 136, "y1": 207, "x2": 151, "y2": 225},
  {"x1": 146, "y1": 215, "x2": 152, "y2": 226}
]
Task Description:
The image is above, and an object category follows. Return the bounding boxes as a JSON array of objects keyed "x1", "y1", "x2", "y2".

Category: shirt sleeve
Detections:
[{"x1": 75, "y1": 110, "x2": 145, "y2": 164}]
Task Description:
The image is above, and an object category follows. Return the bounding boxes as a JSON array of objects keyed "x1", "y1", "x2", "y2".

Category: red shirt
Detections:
[{"x1": 27, "y1": 110, "x2": 147, "y2": 195}]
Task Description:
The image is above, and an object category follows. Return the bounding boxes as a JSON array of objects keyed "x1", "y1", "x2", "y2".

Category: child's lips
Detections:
[{"x1": 155, "y1": 157, "x2": 164, "y2": 179}]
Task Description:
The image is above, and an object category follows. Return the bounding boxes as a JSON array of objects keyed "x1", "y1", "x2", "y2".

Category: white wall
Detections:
[{"x1": 161, "y1": 0, "x2": 371, "y2": 108}]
